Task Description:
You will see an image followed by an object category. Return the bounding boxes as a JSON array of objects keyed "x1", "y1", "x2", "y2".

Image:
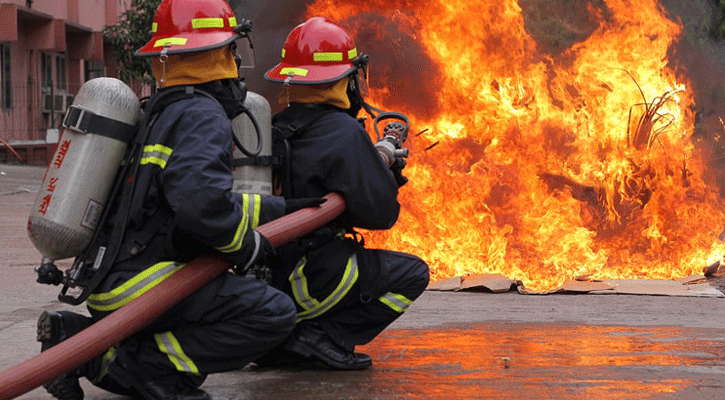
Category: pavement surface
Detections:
[{"x1": 2, "y1": 163, "x2": 725, "y2": 400}]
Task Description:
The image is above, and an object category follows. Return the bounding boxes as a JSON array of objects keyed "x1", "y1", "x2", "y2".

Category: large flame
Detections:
[{"x1": 306, "y1": 0, "x2": 725, "y2": 291}]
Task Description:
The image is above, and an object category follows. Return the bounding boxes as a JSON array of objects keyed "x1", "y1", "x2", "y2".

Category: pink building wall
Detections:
[{"x1": 0, "y1": 0, "x2": 132, "y2": 162}]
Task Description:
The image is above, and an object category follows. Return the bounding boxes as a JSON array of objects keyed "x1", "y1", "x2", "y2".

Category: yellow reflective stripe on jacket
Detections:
[
  {"x1": 90, "y1": 347, "x2": 116, "y2": 385},
  {"x1": 293, "y1": 253, "x2": 359, "y2": 322},
  {"x1": 378, "y1": 292, "x2": 413, "y2": 313},
  {"x1": 155, "y1": 331, "x2": 199, "y2": 374},
  {"x1": 249, "y1": 193, "x2": 261, "y2": 228},
  {"x1": 87, "y1": 262, "x2": 184, "y2": 312},
  {"x1": 140, "y1": 144, "x2": 173, "y2": 169},
  {"x1": 215, "y1": 193, "x2": 257, "y2": 253}
]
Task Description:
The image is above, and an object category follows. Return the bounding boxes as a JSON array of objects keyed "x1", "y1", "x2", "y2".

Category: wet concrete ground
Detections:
[{"x1": 2, "y1": 164, "x2": 725, "y2": 399}]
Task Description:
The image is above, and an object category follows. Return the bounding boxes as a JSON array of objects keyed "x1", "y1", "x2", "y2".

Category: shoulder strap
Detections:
[
  {"x1": 273, "y1": 104, "x2": 338, "y2": 141},
  {"x1": 268, "y1": 105, "x2": 338, "y2": 197},
  {"x1": 57, "y1": 86, "x2": 212, "y2": 305},
  {"x1": 232, "y1": 105, "x2": 337, "y2": 169}
]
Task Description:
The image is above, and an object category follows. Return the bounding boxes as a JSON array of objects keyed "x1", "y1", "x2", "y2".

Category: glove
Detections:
[
  {"x1": 285, "y1": 197, "x2": 327, "y2": 214},
  {"x1": 390, "y1": 158, "x2": 408, "y2": 187},
  {"x1": 233, "y1": 232, "x2": 275, "y2": 279}
]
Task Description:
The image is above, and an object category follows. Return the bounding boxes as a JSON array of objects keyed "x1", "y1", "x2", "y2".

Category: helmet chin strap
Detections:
[
  {"x1": 347, "y1": 73, "x2": 381, "y2": 119},
  {"x1": 158, "y1": 46, "x2": 170, "y2": 85},
  {"x1": 282, "y1": 74, "x2": 294, "y2": 107}
]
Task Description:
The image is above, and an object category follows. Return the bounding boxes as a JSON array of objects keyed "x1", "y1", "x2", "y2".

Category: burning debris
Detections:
[
  {"x1": 538, "y1": 75, "x2": 688, "y2": 237},
  {"x1": 302, "y1": 0, "x2": 725, "y2": 292}
]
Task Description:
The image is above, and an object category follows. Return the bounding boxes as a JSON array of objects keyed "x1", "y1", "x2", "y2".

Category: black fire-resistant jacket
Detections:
[
  {"x1": 90, "y1": 89, "x2": 285, "y2": 304},
  {"x1": 275, "y1": 103, "x2": 401, "y2": 229},
  {"x1": 270, "y1": 103, "x2": 401, "y2": 295}
]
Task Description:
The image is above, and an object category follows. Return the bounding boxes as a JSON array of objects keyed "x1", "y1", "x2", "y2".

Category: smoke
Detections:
[
  {"x1": 230, "y1": 0, "x2": 725, "y2": 150},
  {"x1": 340, "y1": 12, "x2": 442, "y2": 118},
  {"x1": 229, "y1": 0, "x2": 316, "y2": 112},
  {"x1": 518, "y1": 0, "x2": 611, "y2": 57},
  {"x1": 229, "y1": 0, "x2": 441, "y2": 117},
  {"x1": 661, "y1": 0, "x2": 725, "y2": 195},
  {"x1": 517, "y1": 0, "x2": 725, "y2": 195}
]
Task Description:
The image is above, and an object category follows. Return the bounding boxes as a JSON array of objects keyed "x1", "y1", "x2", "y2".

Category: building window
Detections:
[
  {"x1": 41, "y1": 52, "x2": 52, "y2": 92},
  {"x1": 0, "y1": 43, "x2": 11, "y2": 110},
  {"x1": 56, "y1": 53, "x2": 66, "y2": 92},
  {"x1": 84, "y1": 60, "x2": 104, "y2": 81}
]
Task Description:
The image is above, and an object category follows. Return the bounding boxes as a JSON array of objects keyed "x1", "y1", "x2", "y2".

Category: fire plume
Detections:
[{"x1": 306, "y1": 0, "x2": 725, "y2": 291}]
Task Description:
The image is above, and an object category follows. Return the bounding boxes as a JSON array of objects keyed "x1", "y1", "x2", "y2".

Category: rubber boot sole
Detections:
[
  {"x1": 37, "y1": 311, "x2": 85, "y2": 400},
  {"x1": 285, "y1": 338, "x2": 372, "y2": 370}
]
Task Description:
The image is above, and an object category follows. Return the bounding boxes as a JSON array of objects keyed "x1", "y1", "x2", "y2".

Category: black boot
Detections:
[
  {"x1": 284, "y1": 322, "x2": 372, "y2": 370},
  {"x1": 108, "y1": 354, "x2": 211, "y2": 400},
  {"x1": 36, "y1": 310, "x2": 93, "y2": 400},
  {"x1": 253, "y1": 345, "x2": 313, "y2": 368}
]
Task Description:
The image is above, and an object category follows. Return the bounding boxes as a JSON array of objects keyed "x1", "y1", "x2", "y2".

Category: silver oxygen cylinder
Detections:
[
  {"x1": 231, "y1": 91, "x2": 273, "y2": 195},
  {"x1": 27, "y1": 77, "x2": 140, "y2": 263}
]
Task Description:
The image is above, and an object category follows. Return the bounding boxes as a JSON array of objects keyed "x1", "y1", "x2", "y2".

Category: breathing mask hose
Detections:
[
  {"x1": 0, "y1": 192, "x2": 346, "y2": 400},
  {"x1": 232, "y1": 105, "x2": 263, "y2": 157}
]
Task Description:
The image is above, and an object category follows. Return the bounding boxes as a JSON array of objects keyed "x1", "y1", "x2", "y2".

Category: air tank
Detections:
[
  {"x1": 231, "y1": 91, "x2": 273, "y2": 195},
  {"x1": 27, "y1": 77, "x2": 140, "y2": 263}
]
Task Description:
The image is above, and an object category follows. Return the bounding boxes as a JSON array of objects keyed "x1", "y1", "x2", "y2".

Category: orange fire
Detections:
[{"x1": 306, "y1": 0, "x2": 725, "y2": 291}]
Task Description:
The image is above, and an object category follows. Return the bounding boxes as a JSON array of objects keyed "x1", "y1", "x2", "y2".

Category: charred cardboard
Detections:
[
  {"x1": 426, "y1": 274, "x2": 518, "y2": 293},
  {"x1": 585, "y1": 278, "x2": 724, "y2": 297},
  {"x1": 427, "y1": 273, "x2": 725, "y2": 297}
]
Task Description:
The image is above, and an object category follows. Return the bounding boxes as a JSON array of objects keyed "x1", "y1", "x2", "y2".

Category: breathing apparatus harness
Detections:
[
  {"x1": 270, "y1": 53, "x2": 411, "y2": 196},
  {"x1": 38, "y1": 82, "x2": 263, "y2": 305}
]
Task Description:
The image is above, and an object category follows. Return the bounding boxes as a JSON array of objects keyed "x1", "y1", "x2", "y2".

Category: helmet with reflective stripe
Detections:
[
  {"x1": 265, "y1": 17, "x2": 361, "y2": 85},
  {"x1": 135, "y1": 0, "x2": 242, "y2": 57}
]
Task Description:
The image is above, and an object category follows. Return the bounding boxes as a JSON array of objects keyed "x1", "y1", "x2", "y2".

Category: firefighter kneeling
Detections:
[
  {"x1": 256, "y1": 17, "x2": 430, "y2": 370},
  {"x1": 36, "y1": 1, "x2": 299, "y2": 399}
]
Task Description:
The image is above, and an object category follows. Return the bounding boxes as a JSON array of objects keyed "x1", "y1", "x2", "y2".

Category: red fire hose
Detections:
[{"x1": 0, "y1": 192, "x2": 345, "y2": 400}]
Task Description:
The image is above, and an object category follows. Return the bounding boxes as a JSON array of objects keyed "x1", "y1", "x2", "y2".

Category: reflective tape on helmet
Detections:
[
  {"x1": 190, "y1": 17, "x2": 236, "y2": 29},
  {"x1": 310, "y1": 48, "x2": 357, "y2": 63},
  {"x1": 280, "y1": 67, "x2": 308, "y2": 77},
  {"x1": 154, "y1": 37, "x2": 188, "y2": 48},
  {"x1": 152, "y1": 22, "x2": 158, "y2": 33},
  {"x1": 314, "y1": 52, "x2": 343, "y2": 62},
  {"x1": 192, "y1": 17, "x2": 224, "y2": 29}
]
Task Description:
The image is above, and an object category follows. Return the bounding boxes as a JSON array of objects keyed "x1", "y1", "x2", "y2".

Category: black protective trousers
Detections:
[
  {"x1": 89, "y1": 272, "x2": 297, "y2": 380},
  {"x1": 289, "y1": 248, "x2": 430, "y2": 352}
]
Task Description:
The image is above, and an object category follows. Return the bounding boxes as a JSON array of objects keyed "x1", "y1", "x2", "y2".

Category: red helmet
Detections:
[
  {"x1": 265, "y1": 17, "x2": 362, "y2": 85},
  {"x1": 135, "y1": 0, "x2": 243, "y2": 57}
]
